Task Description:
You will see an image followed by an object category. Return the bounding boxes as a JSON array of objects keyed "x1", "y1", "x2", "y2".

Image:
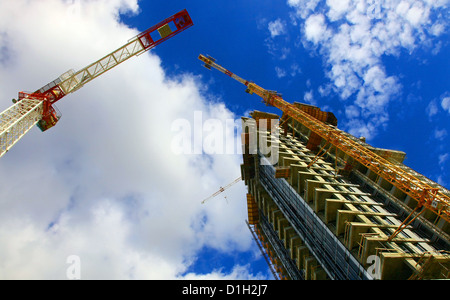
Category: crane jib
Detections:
[
  {"x1": 0, "y1": 10, "x2": 193, "y2": 158},
  {"x1": 198, "y1": 53, "x2": 450, "y2": 223},
  {"x1": 54, "y1": 9, "x2": 194, "y2": 101}
]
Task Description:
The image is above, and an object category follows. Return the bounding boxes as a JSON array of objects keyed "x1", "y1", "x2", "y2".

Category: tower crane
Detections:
[
  {"x1": 0, "y1": 9, "x2": 193, "y2": 158},
  {"x1": 201, "y1": 176, "x2": 241, "y2": 204},
  {"x1": 198, "y1": 54, "x2": 450, "y2": 225}
]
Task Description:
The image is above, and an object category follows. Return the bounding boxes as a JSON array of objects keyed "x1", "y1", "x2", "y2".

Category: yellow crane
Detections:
[{"x1": 198, "y1": 53, "x2": 450, "y2": 235}]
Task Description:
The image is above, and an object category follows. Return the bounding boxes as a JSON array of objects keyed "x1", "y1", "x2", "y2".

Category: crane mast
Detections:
[
  {"x1": 198, "y1": 54, "x2": 450, "y2": 224},
  {"x1": 0, "y1": 9, "x2": 193, "y2": 158}
]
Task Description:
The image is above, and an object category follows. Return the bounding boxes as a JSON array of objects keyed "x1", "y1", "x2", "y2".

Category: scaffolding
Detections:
[
  {"x1": 241, "y1": 117, "x2": 450, "y2": 279},
  {"x1": 257, "y1": 154, "x2": 372, "y2": 280}
]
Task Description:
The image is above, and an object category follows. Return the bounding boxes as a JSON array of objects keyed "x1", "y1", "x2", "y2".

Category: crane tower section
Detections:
[{"x1": 0, "y1": 9, "x2": 193, "y2": 158}]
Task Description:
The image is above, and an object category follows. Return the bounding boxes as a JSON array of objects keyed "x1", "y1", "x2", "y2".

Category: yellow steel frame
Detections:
[{"x1": 199, "y1": 54, "x2": 450, "y2": 223}]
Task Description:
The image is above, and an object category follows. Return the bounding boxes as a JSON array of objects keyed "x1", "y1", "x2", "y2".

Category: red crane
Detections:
[{"x1": 0, "y1": 9, "x2": 193, "y2": 158}]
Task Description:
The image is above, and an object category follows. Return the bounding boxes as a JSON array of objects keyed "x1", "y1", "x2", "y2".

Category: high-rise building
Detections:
[
  {"x1": 198, "y1": 54, "x2": 450, "y2": 280},
  {"x1": 241, "y1": 107, "x2": 450, "y2": 280}
]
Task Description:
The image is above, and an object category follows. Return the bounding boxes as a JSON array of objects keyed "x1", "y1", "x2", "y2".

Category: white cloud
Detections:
[
  {"x1": 430, "y1": 22, "x2": 446, "y2": 36},
  {"x1": 442, "y1": 96, "x2": 450, "y2": 113},
  {"x1": 437, "y1": 175, "x2": 447, "y2": 186},
  {"x1": 182, "y1": 264, "x2": 267, "y2": 280},
  {"x1": 437, "y1": 153, "x2": 449, "y2": 186},
  {"x1": 275, "y1": 66, "x2": 287, "y2": 78},
  {"x1": 288, "y1": 0, "x2": 321, "y2": 19},
  {"x1": 290, "y1": 63, "x2": 302, "y2": 76},
  {"x1": 326, "y1": 0, "x2": 350, "y2": 21},
  {"x1": 439, "y1": 153, "x2": 449, "y2": 166},
  {"x1": 275, "y1": 64, "x2": 301, "y2": 78},
  {"x1": 434, "y1": 128, "x2": 448, "y2": 141},
  {"x1": 426, "y1": 100, "x2": 439, "y2": 118},
  {"x1": 303, "y1": 90, "x2": 316, "y2": 105},
  {"x1": 268, "y1": 19, "x2": 287, "y2": 37},
  {"x1": 345, "y1": 118, "x2": 377, "y2": 140},
  {"x1": 0, "y1": 0, "x2": 253, "y2": 279},
  {"x1": 318, "y1": 83, "x2": 332, "y2": 97},
  {"x1": 304, "y1": 14, "x2": 329, "y2": 45},
  {"x1": 288, "y1": 0, "x2": 448, "y2": 140},
  {"x1": 405, "y1": 3, "x2": 428, "y2": 27},
  {"x1": 345, "y1": 105, "x2": 360, "y2": 119},
  {"x1": 265, "y1": 41, "x2": 290, "y2": 60}
]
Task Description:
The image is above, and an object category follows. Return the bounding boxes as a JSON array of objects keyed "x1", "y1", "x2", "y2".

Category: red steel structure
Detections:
[{"x1": 1, "y1": 10, "x2": 193, "y2": 157}]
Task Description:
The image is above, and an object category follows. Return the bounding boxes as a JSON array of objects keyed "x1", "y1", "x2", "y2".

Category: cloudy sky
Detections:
[{"x1": 0, "y1": 0, "x2": 448, "y2": 280}]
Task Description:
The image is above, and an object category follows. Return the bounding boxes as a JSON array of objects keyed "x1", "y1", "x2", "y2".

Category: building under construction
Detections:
[{"x1": 199, "y1": 54, "x2": 450, "y2": 280}]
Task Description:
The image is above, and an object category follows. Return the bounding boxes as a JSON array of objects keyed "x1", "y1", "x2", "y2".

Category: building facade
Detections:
[{"x1": 241, "y1": 107, "x2": 450, "y2": 280}]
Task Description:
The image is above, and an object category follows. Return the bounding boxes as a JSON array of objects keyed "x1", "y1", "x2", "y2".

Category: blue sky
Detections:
[
  {"x1": 0, "y1": 0, "x2": 448, "y2": 280},
  {"x1": 128, "y1": 0, "x2": 450, "y2": 186}
]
